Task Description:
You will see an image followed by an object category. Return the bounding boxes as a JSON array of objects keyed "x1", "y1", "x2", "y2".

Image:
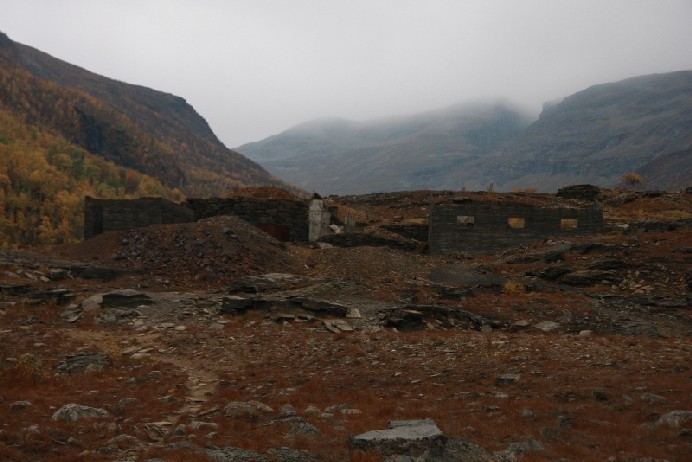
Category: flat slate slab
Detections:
[
  {"x1": 101, "y1": 289, "x2": 152, "y2": 308},
  {"x1": 351, "y1": 418, "x2": 444, "y2": 453}
]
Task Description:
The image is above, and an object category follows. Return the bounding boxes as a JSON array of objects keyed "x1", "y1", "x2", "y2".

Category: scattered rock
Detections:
[
  {"x1": 382, "y1": 305, "x2": 489, "y2": 330},
  {"x1": 588, "y1": 257, "x2": 626, "y2": 270},
  {"x1": 304, "y1": 404, "x2": 321, "y2": 415},
  {"x1": 521, "y1": 409, "x2": 535, "y2": 418},
  {"x1": 279, "y1": 404, "x2": 298, "y2": 418},
  {"x1": 534, "y1": 320, "x2": 561, "y2": 333},
  {"x1": 205, "y1": 446, "x2": 269, "y2": 462},
  {"x1": 495, "y1": 374, "x2": 521, "y2": 386},
  {"x1": 347, "y1": 307, "x2": 362, "y2": 318},
  {"x1": 189, "y1": 421, "x2": 219, "y2": 431},
  {"x1": 101, "y1": 289, "x2": 152, "y2": 308},
  {"x1": 641, "y1": 392, "x2": 668, "y2": 405},
  {"x1": 500, "y1": 438, "x2": 545, "y2": 456},
  {"x1": 277, "y1": 416, "x2": 321, "y2": 437},
  {"x1": 265, "y1": 448, "x2": 321, "y2": 461},
  {"x1": 557, "y1": 415, "x2": 575, "y2": 428},
  {"x1": 107, "y1": 434, "x2": 147, "y2": 450},
  {"x1": 59, "y1": 305, "x2": 84, "y2": 323},
  {"x1": 382, "y1": 308, "x2": 425, "y2": 329},
  {"x1": 654, "y1": 410, "x2": 692, "y2": 428},
  {"x1": 323, "y1": 319, "x2": 353, "y2": 333},
  {"x1": 228, "y1": 273, "x2": 312, "y2": 294},
  {"x1": 220, "y1": 295, "x2": 255, "y2": 315},
  {"x1": 48, "y1": 268, "x2": 69, "y2": 281},
  {"x1": 561, "y1": 269, "x2": 619, "y2": 285},
  {"x1": 52, "y1": 404, "x2": 110, "y2": 422},
  {"x1": 592, "y1": 388, "x2": 610, "y2": 401},
  {"x1": 224, "y1": 401, "x2": 274, "y2": 419},
  {"x1": 10, "y1": 400, "x2": 31, "y2": 410},
  {"x1": 56, "y1": 352, "x2": 111, "y2": 374},
  {"x1": 542, "y1": 264, "x2": 575, "y2": 280},
  {"x1": 118, "y1": 397, "x2": 140, "y2": 407}
]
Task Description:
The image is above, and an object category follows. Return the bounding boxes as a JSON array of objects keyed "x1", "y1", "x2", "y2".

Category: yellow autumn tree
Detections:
[{"x1": 621, "y1": 172, "x2": 643, "y2": 189}]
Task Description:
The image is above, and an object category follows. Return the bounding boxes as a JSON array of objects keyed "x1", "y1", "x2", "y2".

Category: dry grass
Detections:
[
  {"x1": 502, "y1": 280, "x2": 526, "y2": 295},
  {"x1": 1, "y1": 293, "x2": 690, "y2": 461}
]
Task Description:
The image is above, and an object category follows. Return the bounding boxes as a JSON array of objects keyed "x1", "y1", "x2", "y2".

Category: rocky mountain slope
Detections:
[
  {"x1": 489, "y1": 71, "x2": 692, "y2": 192},
  {"x1": 238, "y1": 72, "x2": 692, "y2": 194},
  {"x1": 0, "y1": 31, "x2": 289, "y2": 197}
]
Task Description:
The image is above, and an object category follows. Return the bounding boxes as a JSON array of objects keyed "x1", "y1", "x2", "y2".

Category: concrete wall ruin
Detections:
[
  {"x1": 308, "y1": 199, "x2": 332, "y2": 242},
  {"x1": 428, "y1": 199, "x2": 603, "y2": 255},
  {"x1": 84, "y1": 196, "x2": 332, "y2": 244}
]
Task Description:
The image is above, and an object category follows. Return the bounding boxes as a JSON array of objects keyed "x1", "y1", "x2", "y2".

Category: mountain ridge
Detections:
[
  {"x1": 239, "y1": 101, "x2": 533, "y2": 194},
  {"x1": 238, "y1": 72, "x2": 692, "y2": 194},
  {"x1": 490, "y1": 71, "x2": 692, "y2": 192}
]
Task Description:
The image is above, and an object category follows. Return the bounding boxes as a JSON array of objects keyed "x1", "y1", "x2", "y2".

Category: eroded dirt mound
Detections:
[{"x1": 64, "y1": 216, "x2": 305, "y2": 287}]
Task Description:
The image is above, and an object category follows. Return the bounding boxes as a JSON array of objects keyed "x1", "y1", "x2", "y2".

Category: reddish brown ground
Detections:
[{"x1": 1, "y1": 189, "x2": 690, "y2": 461}]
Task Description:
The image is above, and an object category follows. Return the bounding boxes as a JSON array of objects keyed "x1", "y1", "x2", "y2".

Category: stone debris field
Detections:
[{"x1": 0, "y1": 188, "x2": 690, "y2": 461}]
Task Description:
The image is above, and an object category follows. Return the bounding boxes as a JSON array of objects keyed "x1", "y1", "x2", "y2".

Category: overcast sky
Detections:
[{"x1": 1, "y1": 0, "x2": 691, "y2": 147}]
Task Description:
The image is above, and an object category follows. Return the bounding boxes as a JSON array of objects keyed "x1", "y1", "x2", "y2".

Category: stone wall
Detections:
[
  {"x1": 428, "y1": 200, "x2": 603, "y2": 255},
  {"x1": 83, "y1": 197, "x2": 194, "y2": 239}
]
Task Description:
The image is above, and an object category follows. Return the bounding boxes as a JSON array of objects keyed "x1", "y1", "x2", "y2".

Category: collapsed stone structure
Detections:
[
  {"x1": 428, "y1": 195, "x2": 603, "y2": 255},
  {"x1": 84, "y1": 186, "x2": 605, "y2": 254},
  {"x1": 83, "y1": 196, "x2": 332, "y2": 243}
]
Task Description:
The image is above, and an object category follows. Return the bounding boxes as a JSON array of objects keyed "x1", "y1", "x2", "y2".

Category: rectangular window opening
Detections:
[
  {"x1": 507, "y1": 217, "x2": 525, "y2": 229},
  {"x1": 561, "y1": 218, "x2": 578, "y2": 230},
  {"x1": 457, "y1": 215, "x2": 475, "y2": 225}
]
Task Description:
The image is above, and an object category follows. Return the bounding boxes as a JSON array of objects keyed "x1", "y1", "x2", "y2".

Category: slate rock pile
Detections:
[{"x1": 72, "y1": 216, "x2": 303, "y2": 287}]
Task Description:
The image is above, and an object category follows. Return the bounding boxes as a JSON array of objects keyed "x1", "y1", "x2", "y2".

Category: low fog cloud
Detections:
[{"x1": 1, "y1": 0, "x2": 691, "y2": 146}]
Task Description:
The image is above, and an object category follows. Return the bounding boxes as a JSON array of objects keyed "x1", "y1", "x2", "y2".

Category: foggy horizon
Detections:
[{"x1": 2, "y1": 0, "x2": 691, "y2": 147}]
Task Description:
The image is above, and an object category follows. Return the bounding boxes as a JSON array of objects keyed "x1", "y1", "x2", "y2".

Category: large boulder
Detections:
[
  {"x1": 351, "y1": 419, "x2": 445, "y2": 456},
  {"x1": 351, "y1": 419, "x2": 499, "y2": 461}
]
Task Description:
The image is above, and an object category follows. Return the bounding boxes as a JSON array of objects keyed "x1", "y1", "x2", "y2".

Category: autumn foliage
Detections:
[
  {"x1": 0, "y1": 109, "x2": 183, "y2": 247},
  {"x1": 621, "y1": 171, "x2": 644, "y2": 188}
]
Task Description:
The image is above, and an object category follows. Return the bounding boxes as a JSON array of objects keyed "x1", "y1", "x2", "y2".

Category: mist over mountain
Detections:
[
  {"x1": 0, "y1": 31, "x2": 289, "y2": 197},
  {"x1": 238, "y1": 72, "x2": 692, "y2": 194},
  {"x1": 238, "y1": 102, "x2": 533, "y2": 194}
]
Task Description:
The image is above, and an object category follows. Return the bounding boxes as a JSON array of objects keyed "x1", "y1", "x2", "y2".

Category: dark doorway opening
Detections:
[{"x1": 257, "y1": 224, "x2": 291, "y2": 242}]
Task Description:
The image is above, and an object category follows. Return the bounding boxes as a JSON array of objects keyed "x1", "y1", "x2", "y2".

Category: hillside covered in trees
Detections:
[
  {"x1": 0, "y1": 31, "x2": 290, "y2": 198},
  {"x1": 0, "y1": 108, "x2": 182, "y2": 247}
]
